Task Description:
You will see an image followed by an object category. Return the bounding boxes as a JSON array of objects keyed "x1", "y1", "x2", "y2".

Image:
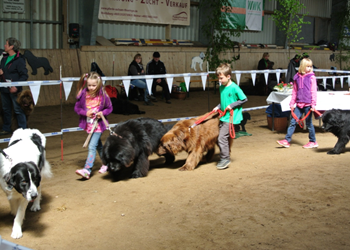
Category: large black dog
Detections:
[
  {"x1": 101, "y1": 118, "x2": 174, "y2": 179},
  {"x1": 322, "y1": 109, "x2": 350, "y2": 154}
]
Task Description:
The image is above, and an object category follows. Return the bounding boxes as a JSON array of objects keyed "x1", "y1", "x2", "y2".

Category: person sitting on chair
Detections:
[{"x1": 146, "y1": 52, "x2": 171, "y2": 104}]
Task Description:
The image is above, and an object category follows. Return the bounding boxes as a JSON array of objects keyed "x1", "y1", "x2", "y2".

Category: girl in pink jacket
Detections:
[{"x1": 277, "y1": 58, "x2": 318, "y2": 149}]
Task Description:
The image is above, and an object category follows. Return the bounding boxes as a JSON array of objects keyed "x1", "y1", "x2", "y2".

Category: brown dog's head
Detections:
[
  {"x1": 157, "y1": 131, "x2": 184, "y2": 155},
  {"x1": 17, "y1": 90, "x2": 35, "y2": 115}
]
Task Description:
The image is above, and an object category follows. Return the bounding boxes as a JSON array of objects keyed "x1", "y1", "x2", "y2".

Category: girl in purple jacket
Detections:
[
  {"x1": 277, "y1": 58, "x2": 318, "y2": 149},
  {"x1": 75, "y1": 72, "x2": 113, "y2": 179}
]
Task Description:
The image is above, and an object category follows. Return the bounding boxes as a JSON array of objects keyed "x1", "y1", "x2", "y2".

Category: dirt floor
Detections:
[{"x1": 0, "y1": 87, "x2": 349, "y2": 250}]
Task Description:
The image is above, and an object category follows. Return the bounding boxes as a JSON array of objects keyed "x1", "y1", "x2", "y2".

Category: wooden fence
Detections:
[{"x1": 20, "y1": 46, "x2": 338, "y2": 107}]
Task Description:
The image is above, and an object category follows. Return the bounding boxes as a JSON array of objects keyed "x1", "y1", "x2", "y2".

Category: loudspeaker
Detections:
[{"x1": 69, "y1": 23, "x2": 79, "y2": 38}]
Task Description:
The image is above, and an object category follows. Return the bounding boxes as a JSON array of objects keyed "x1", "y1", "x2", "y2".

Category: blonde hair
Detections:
[
  {"x1": 76, "y1": 72, "x2": 103, "y2": 97},
  {"x1": 298, "y1": 58, "x2": 313, "y2": 74},
  {"x1": 216, "y1": 63, "x2": 231, "y2": 77},
  {"x1": 134, "y1": 53, "x2": 142, "y2": 64},
  {"x1": 262, "y1": 52, "x2": 269, "y2": 59}
]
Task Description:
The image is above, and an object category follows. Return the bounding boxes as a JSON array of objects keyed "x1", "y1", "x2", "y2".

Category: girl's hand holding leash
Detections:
[
  {"x1": 86, "y1": 109, "x2": 95, "y2": 118},
  {"x1": 95, "y1": 111, "x2": 103, "y2": 119}
]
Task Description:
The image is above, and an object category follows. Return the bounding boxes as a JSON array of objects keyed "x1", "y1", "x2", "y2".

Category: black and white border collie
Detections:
[{"x1": 0, "y1": 128, "x2": 52, "y2": 239}]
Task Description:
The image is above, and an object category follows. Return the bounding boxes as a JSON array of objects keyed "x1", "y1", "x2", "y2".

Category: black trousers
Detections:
[{"x1": 152, "y1": 79, "x2": 170, "y2": 100}]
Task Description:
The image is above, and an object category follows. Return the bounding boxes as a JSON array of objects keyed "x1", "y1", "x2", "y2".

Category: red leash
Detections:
[
  {"x1": 217, "y1": 109, "x2": 235, "y2": 139},
  {"x1": 291, "y1": 108, "x2": 323, "y2": 128},
  {"x1": 190, "y1": 109, "x2": 235, "y2": 139}
]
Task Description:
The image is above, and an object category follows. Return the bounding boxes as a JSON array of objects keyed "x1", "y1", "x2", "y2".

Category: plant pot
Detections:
[
  {"x1": 267, "y1": 116, "x2": 288, "y2": 132},
  {"x1": 171, "y1": 91, "x2": 186, "y2": 100}
]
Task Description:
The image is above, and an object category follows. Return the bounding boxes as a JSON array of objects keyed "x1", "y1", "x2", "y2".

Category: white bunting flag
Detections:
[
  {"x1": 29, "y1": 84, "x2": 41, "y2": 105},
  {"x1": 63, "y1": 81, "x2": 73, "y2": 101},
  {"x1": 201, "y1": 74, "x2": 207, "y2": 90},
  {"x1": 122, "y1": 80, "x2": 131, "y2": 97},
  {"x1": 332, "y1": 77, "x2": 336, "y2": 89},
  {"x1": 251, "y1": 72, "x2": 256, "y2": 86},
  {"x1": 184, "y1": 76, "x2": 191, "y2": 92},
  {"x1": 146, "y1": 78, "x2": 153, "y2": 95},
  {"x1": 235, "y1": 73, "x2": 241, "y2": 86},
  {"x1": 166, "y1": 77, "x2": 173, "y2": 93},
  {"x1": 276, "y1": 71, "x2": 281, "y2": 83},
  {"x1": 264, "y1": 71, "x2": 269, "y2": 85},
  {"x1": 340, "y1": 76, "x2": 344, "y2": 88}
]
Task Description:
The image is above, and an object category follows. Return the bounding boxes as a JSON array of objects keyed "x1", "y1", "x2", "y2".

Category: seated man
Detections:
[{"x1": 146, "y1": 51, "x2": 171, "y2": 104}]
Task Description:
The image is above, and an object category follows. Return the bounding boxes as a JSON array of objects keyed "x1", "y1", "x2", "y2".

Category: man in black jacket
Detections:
[
  {"x1": 0, "y1": 37, "x2": 28, "y2": 135},
  {"x1": 146, "y1": 52, "x2": 171, "y2": 104}
]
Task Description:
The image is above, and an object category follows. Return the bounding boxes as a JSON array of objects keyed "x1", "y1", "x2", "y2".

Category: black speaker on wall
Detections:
[{"x1": 69, "y1": 23, "x2": 79, "y2": 38}]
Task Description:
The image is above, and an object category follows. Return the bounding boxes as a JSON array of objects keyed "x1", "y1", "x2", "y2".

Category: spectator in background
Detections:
[
  {"x1": 258, "y1": 52, "x2": 272, "y2": 70},
  {"x1": 256, "y1": 52, "x2": 274, "y2": 95},
  {"x1": 0, "y1": 37, "x2": 28, "y2": 135},
  {"x1": 146, "y1": 51, "x2": 171, "y2": 104},
  {"x1": 128, "y1": 53, "x2": 155, "y2": 106},
  {"x1": 286, "y1": 54, "x2": 301, "y2": 84}
]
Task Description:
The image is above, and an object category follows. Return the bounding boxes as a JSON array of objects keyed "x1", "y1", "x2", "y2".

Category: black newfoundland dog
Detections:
[
  {"x1": 322, "y1": 109, "x2": 350, "y2": 154},
  {"x1": 101, "y1": 117, "x2": 174, "y2": 179}
]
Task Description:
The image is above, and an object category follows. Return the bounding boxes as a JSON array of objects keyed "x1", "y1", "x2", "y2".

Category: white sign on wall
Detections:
[
  {"x1": 99, "y1": 0, "x2": 190, "y2": 26},
  {"x1": 3, "y1": 0, "x2": 25, "y2": 13}
]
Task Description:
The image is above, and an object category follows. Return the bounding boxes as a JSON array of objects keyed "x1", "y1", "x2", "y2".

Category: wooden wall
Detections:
[{"x1": 21, "y1": 46, "x2": 338, "y2": 107}]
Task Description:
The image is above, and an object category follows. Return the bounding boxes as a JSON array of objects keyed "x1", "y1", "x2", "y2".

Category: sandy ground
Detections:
[{"x1": 0, "y1": 88, "x2": 349, "y2": 250}]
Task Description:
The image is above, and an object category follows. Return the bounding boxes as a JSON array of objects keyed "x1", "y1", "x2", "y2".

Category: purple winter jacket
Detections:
[{"x1": 74, "y1": 88, "x2": 113, "y2": 132}]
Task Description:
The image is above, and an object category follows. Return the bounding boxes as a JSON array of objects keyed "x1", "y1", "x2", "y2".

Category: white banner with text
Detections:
[{"x1": 98, "y1": 0, "x2": 190, "y2": 26}]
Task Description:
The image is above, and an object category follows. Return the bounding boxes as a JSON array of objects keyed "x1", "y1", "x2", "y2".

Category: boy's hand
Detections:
[
  {"x1": 213, "y1": 107, "x2": 219, "y2": 112},
  {"x1": 226, "y1": 105, "x2": 232, "y2": 110}
]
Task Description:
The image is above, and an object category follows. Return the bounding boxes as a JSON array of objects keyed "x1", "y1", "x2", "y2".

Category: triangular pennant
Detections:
[
  {"x1": 276, "y1": 71, "x2": 281, "y2": 83},
  {"x1": 122, "y1": 80, "x2": 130, "y2": 97},
  {"x1": 184, "y1": 76, "x2": 191, "y2": 92},
  {"x1": 166, "y1": 77, "x2": 173, "y2": 93},
  {"x1": 201, "y1": 74, "x2": 207, "y2": 90},
  {"x1": 332, "y1": 77, "x2": 336, "y2": 89},
  {"x1": 251, "y1": 72, "x2": 256, "y2": 86},
  {"x1": 264, "y1": 71, "x2": 269, "y2": 85},
  {"x1": 63, "y1": 81, "x2": 73, "y2": 101},
  {"x1": 340, "y1": 76, "x2": 344, "y2": 88},
  {"x1": 235, "y1": 73, "x2": 241, "y2": 86},
  {"x1": 29, "y1": 84, "x2": 41, "y2": 105},
  {"x1": 323, "y1": 77, "x2": 326, "y2": 89},
  {"x1": 146, "y1": 78, "x2": 153, "y2": 95}
]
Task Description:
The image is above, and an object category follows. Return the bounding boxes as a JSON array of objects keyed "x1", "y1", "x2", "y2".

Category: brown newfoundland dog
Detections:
[
  {"x1": 0, "y1": 89, "x2": 35, "y2": 131},
  {"x1": 157, "y1": 112, "x2": 232, "y2": 171}
]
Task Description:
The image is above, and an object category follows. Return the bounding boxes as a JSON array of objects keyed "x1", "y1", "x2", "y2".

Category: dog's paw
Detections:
[
  {"x1": 11, "y1": 225, "x2": 23, "y2": 239},
  {"x1": 30, "y1": 203, "x2": 41, "y2": 212},
  {"x1": 327, "y1": 150, "x2": 340, "y2": 155},
  {"x1": 131, "y1": 170, "x2": 144, "y2": 178}
]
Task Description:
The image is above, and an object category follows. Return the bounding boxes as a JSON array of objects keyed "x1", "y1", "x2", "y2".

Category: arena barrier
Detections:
[{"x1": 1, "y1": 69, "x2": 349, "y2": 160}]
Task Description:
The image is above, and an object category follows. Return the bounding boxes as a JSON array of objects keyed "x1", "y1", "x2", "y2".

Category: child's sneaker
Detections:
[
  {"x1": 99, "y1": 165, "x2": 108, "y2": 174},
  {"x1": 217, "y1": 159, "x2": 231, "y2": 170},
  {"x1": 303, "y1": 141, "x2": 319, "y2": 149},
  {"x1": 75, "y1": 169, "x2": 90, "y2": 179},
  {"x1": 277, "y1": 139, "x2": 290, "y2": 148}
]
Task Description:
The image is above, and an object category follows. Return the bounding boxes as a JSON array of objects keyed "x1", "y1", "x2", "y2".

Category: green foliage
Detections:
[
  {"x1": 198, "y1": 0, "x2": 244, "y2": 71},
  {"x1": 333, "y1": 5, "x2": 350, "y2": 70},
  {"x1": 269, "y1": 0, "x2": 310, "y2": 49}
]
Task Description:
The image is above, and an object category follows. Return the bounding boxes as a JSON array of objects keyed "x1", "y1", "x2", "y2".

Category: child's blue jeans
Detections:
[
  {"x1": 84, "y1": 132, "x2": 103, "y2": 172},
  {"x1": 285, "y1": 106, "x2": 316, "y2": 143}
]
